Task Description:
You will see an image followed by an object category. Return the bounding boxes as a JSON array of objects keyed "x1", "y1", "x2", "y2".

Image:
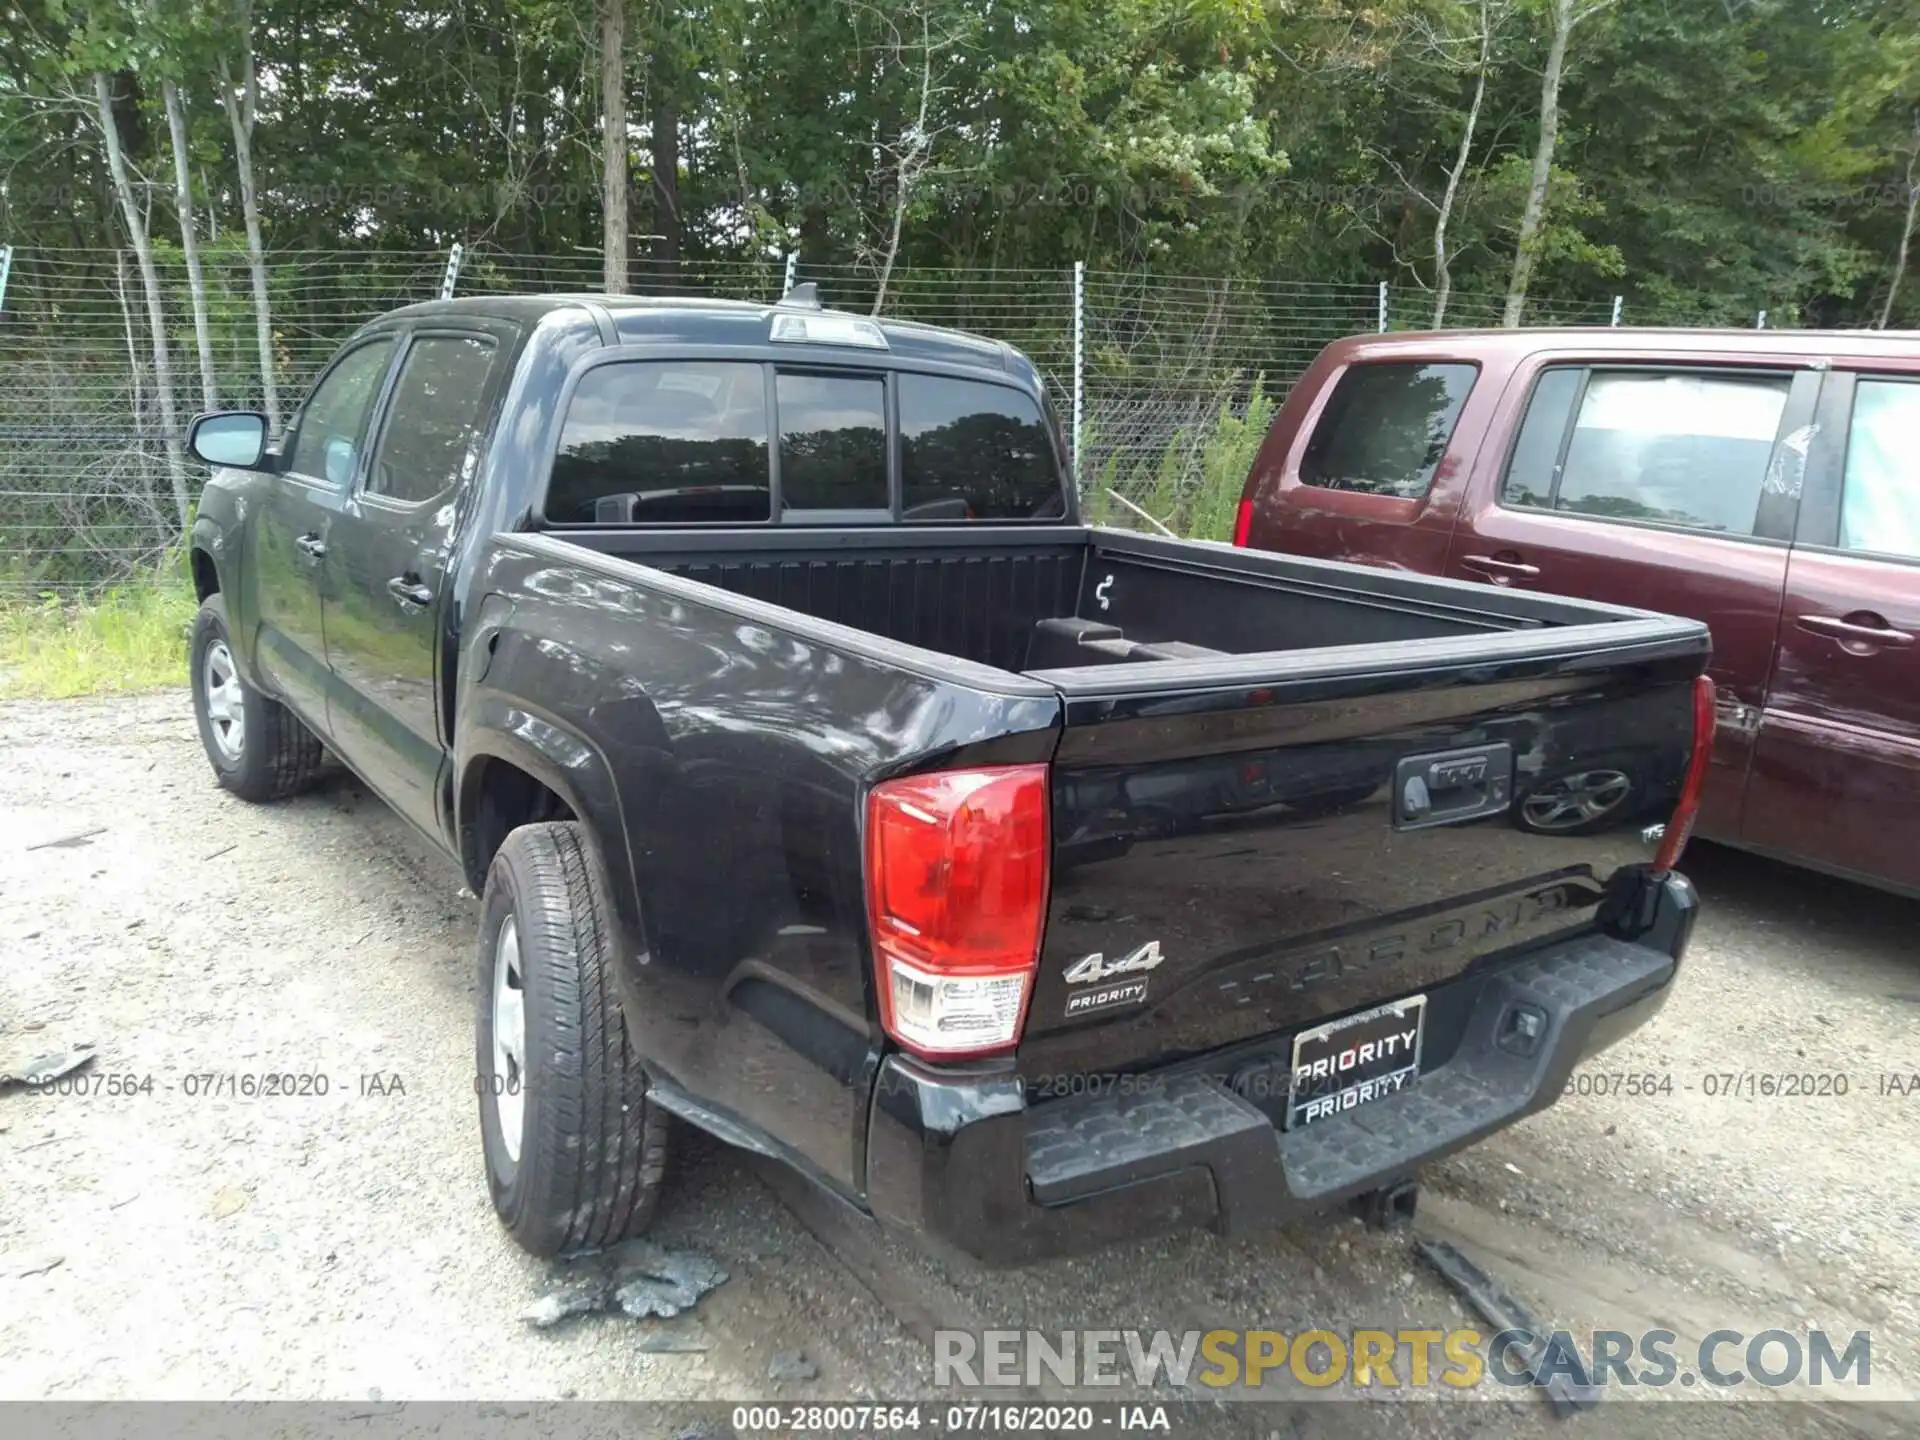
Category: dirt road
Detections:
[{"x1": 2, "y1": 693, "x2": 1914, "y2": 1437}]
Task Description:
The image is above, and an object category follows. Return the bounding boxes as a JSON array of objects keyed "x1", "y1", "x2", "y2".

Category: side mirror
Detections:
[{"x1": 187, "y1": 411, "x2": 271, "y2": 470}]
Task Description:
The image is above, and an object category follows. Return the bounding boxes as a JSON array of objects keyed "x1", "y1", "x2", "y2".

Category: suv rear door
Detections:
[
  {"x1": 1742, "y1": 369, "x2": 1920, "y2": 890},
  {"x1": 1444, "y1": 356, "x2": 1819, "y2": 841}
]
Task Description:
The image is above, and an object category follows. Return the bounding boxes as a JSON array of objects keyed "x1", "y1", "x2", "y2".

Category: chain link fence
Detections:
[{"x1": 0, "y1": 242, "x2": 1727, "y2": 595}]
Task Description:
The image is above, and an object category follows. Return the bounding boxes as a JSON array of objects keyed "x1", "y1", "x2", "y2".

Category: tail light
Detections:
[
  {"x1": 1232, "y1": 497, "x2": 1255, "y2": 547},
  {"x1": 1653, "y1": 675, "x2": 1717, "y2": 873},
  {"x1": 864, "y1": 765, "x2": 1049, "y2": 1059}
]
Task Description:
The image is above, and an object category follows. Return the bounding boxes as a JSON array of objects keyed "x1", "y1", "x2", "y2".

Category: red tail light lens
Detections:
[
  {"x1": 865, "y1": 764, "x2": 1049, "y2": 1059},
  {"x1": 1654, "y1": 675, "x2": 1717, "y2": 873},
  {"x1": 1232, "y1": 497, "x2": 1255, "y2": 547}
]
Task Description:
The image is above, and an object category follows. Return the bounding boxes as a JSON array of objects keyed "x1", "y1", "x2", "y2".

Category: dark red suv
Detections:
[{"x1": 1234, "y1": 327, "x2": 1920, "y2": 895}]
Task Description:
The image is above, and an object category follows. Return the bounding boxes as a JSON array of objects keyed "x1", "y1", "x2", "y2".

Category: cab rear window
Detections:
[
  {"x1": 545, "y1": 359, "x2": 1065, "y2": 524},
  {"x1": 1298, "y1": 362, "x2": 1478, "y2": 499}
]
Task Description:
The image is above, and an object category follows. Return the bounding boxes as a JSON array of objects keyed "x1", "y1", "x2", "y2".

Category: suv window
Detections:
[
  {"x1": 367, "y1": 335, "x2": 498, "y2": 503},
  {"x1": 287, "y1": 339, "x2": 396, "y2": 484},
  {"x1": 1298, "y1": 362, "x2": 1477, "y2": 499},
  {"x1": 777, "y1": 372, "x2": 887, "y2": 511},
  {"x1": 899, "y1": 375, "x2": 1063, "y2": 520},
  {"x1": 1839, "y1": 378, "x2": 1920, "y2": 560},
  {"x1": 548, "y1": 360, "x2": 770, "y2": 524},
  {"x1": 1504, "y1": 368, "x2": 1790, "y2": 535}
]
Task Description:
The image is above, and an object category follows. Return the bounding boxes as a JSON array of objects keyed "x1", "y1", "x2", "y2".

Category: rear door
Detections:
[
  {"x1": 322, "y1": 327, "x2": 509, "y2": 837},
  {"x1": 1240, "y1": 357, "x2": 1482, "y2": 570},
  {"x1": 252, "y1": 335, "x2": 400, "y2": 731},
  {"x1": 1742, "y1": 371, "x2": 1920, "y2": 891},
  {"x1": 1444, "y1": 359, "x2": 1817, "y2": 841}
]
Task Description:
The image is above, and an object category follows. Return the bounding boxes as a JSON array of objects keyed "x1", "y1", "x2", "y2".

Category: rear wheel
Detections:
[
  {"x1": 476, "y1": 821, "x2": 671, "y2": 1256},
  {"x1": 189, "y1": 595, "x2": 326, "y2": 802}
]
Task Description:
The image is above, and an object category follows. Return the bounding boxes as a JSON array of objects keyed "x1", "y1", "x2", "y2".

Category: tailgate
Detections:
[{"x1": 1021, "y1": 618, "x2": 1707, "y2": 1078}]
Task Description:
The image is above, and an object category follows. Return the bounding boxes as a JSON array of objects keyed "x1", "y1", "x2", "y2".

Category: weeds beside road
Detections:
[{"x1": 0, "y1": 576, "x2": 193, "y2": 699}]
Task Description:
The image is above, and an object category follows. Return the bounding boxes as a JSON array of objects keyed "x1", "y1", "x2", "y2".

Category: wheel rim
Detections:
[
  {"x1": 1521, "y1": 769, "x2": 1632, "y2": 831},
  {"x1": 202, "y1": 640, "x2": 246, "y2": 763},
  {"x1": 491, "y1": 917, "x2": 527, "y2": 1165}
]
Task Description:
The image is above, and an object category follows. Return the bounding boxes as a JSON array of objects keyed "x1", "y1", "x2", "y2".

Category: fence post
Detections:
[
  {"x1": 440, "y1": 243, "x2": 464, "y2": 301},
  {"x1": 0, "y1": 245, "x2": 13, "y2": 316},
  {"x1": 1377, "y1": 280, "x2": 1389, "y2": 334},
  {"x1": 1610, "y1": 295, "x2": 1623, "y2": 327},
  {"x1": 1071, "y1": 260, "x2": 1086, "y2": 485},
  {"x1": 783, "y1": 249, "x2": 799, "y2": 297},
  {"x1": 1756, "y1": 309, "x2": 1768, "y2": 329}
]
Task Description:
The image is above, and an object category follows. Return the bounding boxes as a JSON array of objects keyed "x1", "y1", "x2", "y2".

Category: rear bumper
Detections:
[{"x1": 865, "y1": 872, "x2": 1697, "y2": 1266}]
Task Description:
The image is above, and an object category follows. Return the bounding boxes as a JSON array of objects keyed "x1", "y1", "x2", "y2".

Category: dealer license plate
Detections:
[{"x1": 1286, "y1": 995, "x2": 1426, "y2": 1130}]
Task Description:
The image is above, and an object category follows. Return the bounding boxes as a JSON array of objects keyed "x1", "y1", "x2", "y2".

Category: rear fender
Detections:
[{"x1": 455, "y1": 693, "x2": 655, "y2": 984}]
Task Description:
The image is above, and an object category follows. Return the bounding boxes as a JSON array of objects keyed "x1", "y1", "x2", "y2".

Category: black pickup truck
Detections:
[{"x1": 183, "y1": 291, "x2": 1711, "y2": 1265}]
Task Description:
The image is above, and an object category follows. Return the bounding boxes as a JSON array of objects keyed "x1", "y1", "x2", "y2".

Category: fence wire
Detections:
[{"x1": 0, "y1": 244, "x2": 1710, "y2": 594}]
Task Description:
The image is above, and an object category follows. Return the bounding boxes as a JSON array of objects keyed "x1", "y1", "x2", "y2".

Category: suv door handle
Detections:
[
  {"x1": 295, "y1": 534, "x2": 326, "y2": 559},
  {"x1": 387, "y1": 577, "x2": 434, "y2": 608},
  {"x1": 1460, "y1": 554, "x2": 1541, "y2": 582},
  {"x1": 1796, "y1": 613, "x2": 1914, "y2": 647}
]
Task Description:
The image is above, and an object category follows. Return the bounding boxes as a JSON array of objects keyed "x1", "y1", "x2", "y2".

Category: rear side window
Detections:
[
  {"x1": 776, "y1": 372, "x2": 887, "y2": 511},
  {"x1": 1298, "y1": 362, "x2": 1477, "y2": 499},
  {"x1": 1503, "y1": 368, "x2": 1791, "y2": 535},
  {"x1": 367, "y1": 335, "x2": 497, "y2": 503},
  {"x1": 548, "y1": 361, "x2": 770, "y2": 523},
  {"x1": 899, "y1": 375, "x2": 1063, "y2": 520},
  {"x1": 1838, "y1": 378, "x2": 1920, "y2": 560}
]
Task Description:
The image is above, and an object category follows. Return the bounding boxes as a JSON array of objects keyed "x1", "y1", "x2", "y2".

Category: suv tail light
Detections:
[
  {"x1": 1654, "y1": 675, "x2": 1717, "y2": 873},
  {"x1": 864, "y1": 765, "x2": 1049, "y2": 1059},
  {"x1": 1232, "y1": 497, "x2": 1254, "y2": 547}
]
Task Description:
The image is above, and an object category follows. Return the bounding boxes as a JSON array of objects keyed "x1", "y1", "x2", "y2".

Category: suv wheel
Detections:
[
  {"x1": 476, "y1": 821, "x2": 671, "y2": 1256},
  {"x1": 189, "y1": 595, "x2": 326, "y2": 802}
]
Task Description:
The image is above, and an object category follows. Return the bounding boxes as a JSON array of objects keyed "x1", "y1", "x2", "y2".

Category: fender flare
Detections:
[{"x1": 453, "y1": 694, "x2": 654, "y2": 973}]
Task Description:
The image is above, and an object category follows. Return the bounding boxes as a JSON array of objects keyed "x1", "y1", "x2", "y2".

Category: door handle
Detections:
[
  {"x1": 1460, "y1": 553, "x2": 1541, "y2": 583},
  {"x1": 1795, "y1": 613, "x2": 1914, "y2": 647},
  {"x1": 387, "y1": 577, "x2": 434, "y2": 608},
  {"x1": 295, "y1": 534, "x2": 326, "y2": 559}
]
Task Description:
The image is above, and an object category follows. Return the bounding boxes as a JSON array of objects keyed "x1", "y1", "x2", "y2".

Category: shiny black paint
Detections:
[{"x1": 189, "y1": 293, "x2": 1710, "y2": 1243}]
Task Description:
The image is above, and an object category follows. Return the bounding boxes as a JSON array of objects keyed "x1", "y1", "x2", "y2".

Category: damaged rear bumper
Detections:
[{"x1": 864, "y1": 871, "x2": 1697, "y2": 1266}]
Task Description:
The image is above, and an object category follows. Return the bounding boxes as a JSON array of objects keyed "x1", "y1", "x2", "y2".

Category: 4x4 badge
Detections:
[{"x1": 1063, "y1": 940, "x2": 1164, "y2": 985}]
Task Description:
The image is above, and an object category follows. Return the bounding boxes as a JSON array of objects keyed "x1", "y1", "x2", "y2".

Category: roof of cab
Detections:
[
  {"x1": 1316, "y1": 325, "x2": 1920, "y2": 368},
  {"x1": 372, "y1": 291, "x2": 1037, "y2": 383}
]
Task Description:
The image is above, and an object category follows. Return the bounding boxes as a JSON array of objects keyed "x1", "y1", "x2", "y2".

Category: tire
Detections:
[
  {"x1": 476, "y1": 821, "x2": 671, "y2": 1257},
  {"x1": 189, "y1": 594, "x2": 327, "y2": 802}
]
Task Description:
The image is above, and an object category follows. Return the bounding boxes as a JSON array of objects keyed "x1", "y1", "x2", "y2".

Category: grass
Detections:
[
  {"x1": 0, "y1": 571, "x2": 196, "y2": 700},
  {"x1": 1085, "y1": 378, "x2": 1278, "y2": 542}
]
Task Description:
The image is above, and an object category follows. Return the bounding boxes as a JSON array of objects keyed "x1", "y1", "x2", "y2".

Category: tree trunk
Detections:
[
  {"x1": 163, "y1": 79, "x2": 219, "y2": 412},
  {"x1": 650, "y1": 88, "x2": 681, "y2": 283},
  {"x1": 600, "y1": 0, "x2": 629, "y2": 294},
  {"x1": 1877, "y1": 142, "x2": 1919, "y2": 330},
  {"x1": 95, "y1": 71, "x2": 190, "y2": 537},
  {"x1": 1503, "y1": 0, "x2": 1576, "y2": 328},
  {"x1": 221, "y1": 20, "x2": 281, "y2": 436},
  {"x1": 1433, "y1": 2, "x2": 1496, "y2": 328},
  {"x1": 872, "y1": 13, "x2": 935, "y2": 316}
]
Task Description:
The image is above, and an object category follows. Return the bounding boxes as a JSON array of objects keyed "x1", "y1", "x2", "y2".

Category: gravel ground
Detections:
[{"x1": 2, "y1": 692, "x2": 1916, "y2": 1438}]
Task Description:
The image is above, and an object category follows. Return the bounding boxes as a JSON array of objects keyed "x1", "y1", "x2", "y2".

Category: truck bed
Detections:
[{"x1": 561, "y1": 522, "x2": 1646, "y2": 676}]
